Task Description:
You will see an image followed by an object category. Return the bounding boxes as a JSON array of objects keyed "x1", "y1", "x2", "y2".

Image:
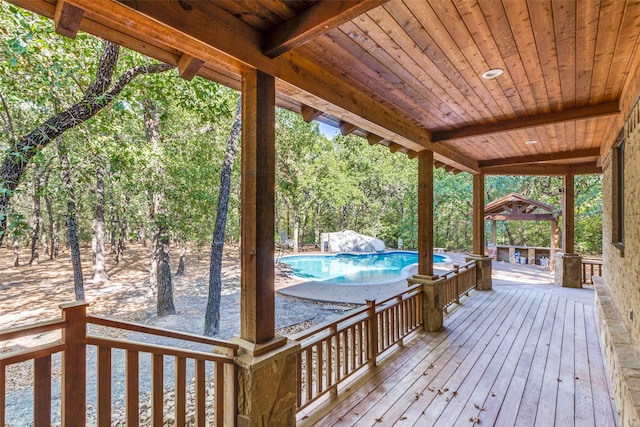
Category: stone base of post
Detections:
[
  {"x1": 230, "y1": 336, "x2": 300, "y2": 427},
  {"x1": 466, "y1": 255, "x2": 493, "y2": 291},
  {"x1": 554, "y1": 253, "x2": 582, "y2": 288},
  {"x1": 408, "y1": 274, "x2": 444, "y2": 332}
]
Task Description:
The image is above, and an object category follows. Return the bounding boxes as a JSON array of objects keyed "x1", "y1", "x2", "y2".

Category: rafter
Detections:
[
  {"x1": 478, "y1": 148, "x2": 601, "y2": 168},
  {"x1": 301, "y1": 105, "x2": 323, "y2": 123},
  {"x1": 263, "y1": 0, "x2": 389, "y2": 58},
  {"x1": 366, "y1": 133, "x2": 385, "y2": 145},
  {"x1": 431, "y1": 102, "x2": 620, "y2": 143},
  {"x1": 54, "y1": 1, "x2": 84, "y2": 39},
  {"x1": 177, "y1": 54, "x2": 204, "y2": 81},
  {"x1": 339, "y1": 121, "x2": 358, "y2": 136}
]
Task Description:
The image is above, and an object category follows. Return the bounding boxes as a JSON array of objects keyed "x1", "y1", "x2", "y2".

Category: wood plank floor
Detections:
[{"x1": 298, "y1": 286, "x2": 618, "y2": 427}]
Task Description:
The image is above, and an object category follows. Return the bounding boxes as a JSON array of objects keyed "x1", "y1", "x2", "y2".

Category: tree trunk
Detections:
[
  {"x1": 0, "y1": 41, "x2": 173, "y2": 246},
  {"x1": 109, "y1": 206, "x2": 116, "y2": 254},
  {"x1": 204, "y1": 99, "x2": 242, "y2": 336},
  {"x1": 29, "y1": 167, "x2": 42, "y2": 265},
  {"x1": 12, "y1": 235, "x2": 19, "y2": 267},
  {"x1": 91, "y1": 162, "x2": 109, "y2": 282},
  {"x1": 293, "y1": 214, "x2": 300, "y2": 253},
  {"x1": 176, "y1": 238, "x2": 186, "y2": 275},
  {"x1": 57, "y1": 138, "x2": 84, "y2": 300},
  {"x1": 144, "y1": 99, "x2": 175, "y2": 316}
]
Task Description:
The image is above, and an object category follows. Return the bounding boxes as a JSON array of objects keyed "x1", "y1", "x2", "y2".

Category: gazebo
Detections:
[{"x1": 484, "y1": 193, "x2": 559, "y2": 269}]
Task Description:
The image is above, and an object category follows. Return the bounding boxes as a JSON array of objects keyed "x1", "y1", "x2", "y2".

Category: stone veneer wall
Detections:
[{"x1": 600, "y1": 97, "x2": 640, "y2": 425}]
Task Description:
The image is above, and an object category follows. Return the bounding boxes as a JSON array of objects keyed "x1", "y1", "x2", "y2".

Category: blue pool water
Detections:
[{"x1": 280, "y1": 251, "x2": 447, "y2": 285}]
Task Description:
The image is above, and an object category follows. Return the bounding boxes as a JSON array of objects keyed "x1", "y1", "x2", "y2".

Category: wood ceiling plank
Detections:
[
  {"x1": 479, "y1": 148, "x2": 601, "y2": 168},
  {"x1": 431, "y1": 101, "x2": 619, "y2": 143},
  {"x1": 527, "y1": 0, "x2": 563, "y2": 110},
  {"x1": 452, "y1": 0, "x2": 528, "y2": 115},
  {"x1": 478, "y1": 0, "x2": 540, "y2": 115},
  {"x1": 552, "y1": 0, "x2": 577, "y2": 108},
  {"x1": 502, "y1": 0, "x2": 551, "y2": 114},
  {"x1": 263, "y1": 0, "x2": 388, "y2": 58},
  {"x1": 575, "y1": 0, "x2": 599, "y2": 104},
  {"x1": 589, "y1": 0, "x2": 626, "y2": 104},
  {"x1": 482, "y1": 162, "x2": 601, "y2": 176},
  {"x1": 603, "y1": 0, "x2": 640, "y2": 101},
  {"x1": 382, "y1": 2, "x2": 494, "y2": 124},
  {"x1": 420, "y1": 0, "x2": 517, "y2": 119},
  {"x1": 354, "y1": 10, "x2": 471, "y2": 123}
]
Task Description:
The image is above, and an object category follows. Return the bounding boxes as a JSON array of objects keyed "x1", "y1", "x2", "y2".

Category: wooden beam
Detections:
[
  {"x1": 431, "y1": 102, "x2": 620, "y2": 143},
  {"x1": 388, "y1": 142, "x2": 402, "y2": 153},
  {"x1": 54, "y1": 1, "x2": 84, "y2": 39},
  {"x1": 418, "y1": 151, "x2": 434, "y2": 276},
  {"x1": 473, "y1": 174, "x2": 485, "y2": 256},
  {"x1": 562, "y1": 172, "x2": 575, "y2": 253},
  {"x1": 482, "y1": 162, "x2": 602, "y2": 176},
  {"x1": 366, "y1": 133, "x2": 385, "y2": 145},
  {"x1": 177, "y1": 54, "x2": 204, "y2": 81},
  {"x1": 478, "y1": 148, "x2": 601, "y2": 168},
  {"x1": 407, "y1": 150, "x2": 418, "y2": 159},
  {"x1": 301, "y1": 104, "x2": 323, "y2": 123},
  {"x1": 240, "y1": 70, "x2": 276, "y2": 344},
  {"x1": 339, "y1": 121, "x2": 358, "y2": 136},
  {"x1": 486, "y1": 214, "x2": 555, "y2": 221},
  {"x1": 263, "y1": 0, "x2": 389, "y2": 58},
  {"x1": 14, "y1": 0, "x2": 479, "y2": 173}
]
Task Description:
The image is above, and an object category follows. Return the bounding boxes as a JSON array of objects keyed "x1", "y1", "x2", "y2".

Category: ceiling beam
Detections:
[
  {"x1": 13, "y1": 0, "x2": 479, "y2": 173},
  {"x1": 263, "y1": 0, "x2": 389, "y2": 58},
  {"x1": 482, "y1": 162, "x2": 602, "y2": 176},
  {"x1": 301, "y1": 104, "x2": 323, "y2": 123},
  {"x1": 366, "y1": 133, "x2": 385, "y2": 145},
  {"x1": 177, "y1": 54, "x2": 204, "y2": 81},
  {"x1": 486, "y1": 214, "x2": 555, "y2": 221},
  {"x1": 431, "y1": 102, "x2": 620, "y2": 143},
  {"x1": 339, "y1": 121, "x2": 358, "y2": 136},
  {"x1": 54, "y1": 1, "x2": 84, "y2": 39},
  {"x1": 478, "y1": 147, "x2": 601, "y2": 168}
]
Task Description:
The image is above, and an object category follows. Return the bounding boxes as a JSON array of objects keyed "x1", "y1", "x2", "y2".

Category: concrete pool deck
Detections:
[{"x1": 276, "y1": 252, "x2": 559, "y2": 304}]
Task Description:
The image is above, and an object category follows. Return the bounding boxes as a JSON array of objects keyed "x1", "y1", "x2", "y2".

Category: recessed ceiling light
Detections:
[
  {"x1": 482, "y1": 68, "x2": 504, "y2": 79},
  {"x1": 525, "y1": 140, "x2": 537, "y2": 145}
]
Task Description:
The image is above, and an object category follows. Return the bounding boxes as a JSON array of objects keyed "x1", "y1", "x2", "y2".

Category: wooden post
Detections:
[
  {"x1": 418, "y1": 151, "x2": 434, "y2": 276},
  {"x1": 60, "y1": 301, "x2": 88, "y2": 427},
  {"x1": 491, "y1": 220, "x2": 497, "y2": 245},
  {"x1": 550, "y1": 218, "x2": 558, "y2": 271},
  {"x1": 473, "y1": 173, "x2": 485, "y2": 256},
  {"x1": 240, "y1": 69, "x2": 276, "y2": 344},
  {"x1": 366, "y1": 300, "x2": 378, "y2": 366},
  {"x1": 562, "y1": 172, "x2": 575, "y2": 254}
]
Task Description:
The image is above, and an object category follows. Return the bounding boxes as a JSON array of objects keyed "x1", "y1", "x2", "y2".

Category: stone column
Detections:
[
  {"x1": 231, "y1": 338, "x2": 301, "y2": 427},
  {"x1": 408, "y1": 274, "x2": 443, "y2": 331},
  {"x1": 554, "y1": 253, "x2": 582, "y2": 288},
  {"x1": 466, "y1": 255, "x2": 493, "y2": 291}
]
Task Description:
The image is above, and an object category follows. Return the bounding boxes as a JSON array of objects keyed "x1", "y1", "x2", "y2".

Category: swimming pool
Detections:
[{"x1": 279, "y1": 251, "x2": 448, "y2": 285}]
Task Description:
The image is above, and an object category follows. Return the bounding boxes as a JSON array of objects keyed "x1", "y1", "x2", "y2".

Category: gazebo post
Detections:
[{"x1": 232, "y1": 69, "x2": 299, "y2": 427}]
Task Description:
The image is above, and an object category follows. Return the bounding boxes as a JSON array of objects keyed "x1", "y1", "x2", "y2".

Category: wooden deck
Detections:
[{"x1": 299, "y1": 285, "x2": 618, "y2": 426}]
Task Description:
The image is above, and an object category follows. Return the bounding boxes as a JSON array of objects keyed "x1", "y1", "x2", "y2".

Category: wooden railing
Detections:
[
  {"x1": 582, "y1": 258, "x2": 603, "y2": 284},
  {"x1": 440, "y1": 261, "x2": 477, "y2": 312},
  {"x1": 292, "y1": 284, "x2": 423, "y2": 410},
  {"x1": 0, "y1": 302, "x2": 238, "y2": 426}
]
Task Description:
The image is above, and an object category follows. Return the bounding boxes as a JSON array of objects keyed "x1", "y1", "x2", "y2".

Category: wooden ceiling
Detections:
[{"x1": 12, "y1": 0, "x2": 640, "y2": 174}]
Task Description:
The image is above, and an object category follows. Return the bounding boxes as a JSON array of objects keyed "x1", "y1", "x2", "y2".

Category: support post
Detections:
[
  {"x1": 418, "y1": 151, "x2": 434, "y2": 276},
  {"x1": 466, "y1": 255, "x2": 493, "y2": 290},
  {"x1": 60, "y1": 301, "x2": 88, "y2": 427},
  {"x1": 550, "y1": 218, "x2": 558, "y2": 271},
  {"x1": 407, "y1": 275, "x2": 443, "y2": 332},
  {"x1": 240, "y1": 69, "x2": 278, "y2": 346},
  {"x1": 562, "y1": 172, "x2": 575, "y2": 254},
  {"x1": 472, "y1": 173, "x2": 485, "y2": 256}
]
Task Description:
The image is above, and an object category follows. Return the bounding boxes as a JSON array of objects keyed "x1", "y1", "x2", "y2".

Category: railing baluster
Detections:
[
  {"x1": 316, "y1": 342, "x2": 323, "y2": 395},
  {"x1": 335, "y1": 333, "x2": 341, "y2": 382},
  {"x1": 305, "y1": 348, "x2": 313, "y2": 401},
  {"x1": 97, "y1": 347, "x2": 112, "y2": 427},
  {"x1": 349, "y1": 326, "x2": 356, "y2": 370},
  {"x1": 195, "y1": 359, "x2": 206, "y2": 427},
  {"x1": 152, "y1": 354, "x2": 164, "y2": 427},
  {"x1": 327, "y1": 334, "x2": 334, "y2": 394},
  {"x1": 0, "y1": 364, "x2": 4, "y2": 426},
  {"x1": 215, "y1": 361, "x2": 224, "y2": 427},
  {"x1": 175, "y1": 356, "x2": 186, "y2": 427},
  {"x1": 34, "y1": 355, "x2": 51, "y2": 427},
  {"x1": 126, "y1": 350, "x2": 139, "y2": 427}
]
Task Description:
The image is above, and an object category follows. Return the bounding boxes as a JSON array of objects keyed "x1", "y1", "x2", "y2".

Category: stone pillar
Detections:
[
  {"x1": 407, "y1": 274, "x2": 443, "y2": 331},
  {"x1": 554, "y1": 253, "x2": 582, "y2": 288},
  {"x1": 466, "y1": 255, "x2": 493, "y2": 291},
  {"x1": 231, "y1": 338, "x2": 301, "y2": 427}
]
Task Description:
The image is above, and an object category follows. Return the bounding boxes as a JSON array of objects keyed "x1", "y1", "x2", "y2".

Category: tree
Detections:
[
  {"x1": 204, "y1": 98, "x2": 242, "y2": 336},
  {"x1": 0, "y1": 33, "x2": 173, "y2": 245}
]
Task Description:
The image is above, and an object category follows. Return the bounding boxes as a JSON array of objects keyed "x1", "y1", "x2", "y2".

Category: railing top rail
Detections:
[
  {"x1": 87, "y1": 314, "x2": 239, "y2": 352},
  {"x1": 439, "y1": 260, "x2": 476, "y2": 279},
  {"x1": 0, "y1": 318, "x2": 67, "y2": 341},
  {"x1": 581, "y1": 259, "x2": 603, "y2": 265},
  {"x1": 0, "y1": 340, "x2": 66, "y2": 366},
  {"x1": 374, "y1": 283, "x2": 422, "y2": 307}
]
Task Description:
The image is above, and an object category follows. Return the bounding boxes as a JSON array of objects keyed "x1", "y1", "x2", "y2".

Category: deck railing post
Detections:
[
  {"x1": 453, "y1": 265, "x2": 460, "y2": 304},
  {"x1": 60, "y1": 301, "x2": 88, "y2": 427},
  {"x1": 366, "y1": 300, "x2": 378, "y2": 366},
  {"x1": 223, "y1": 347, "x2": 237, "y2": 427}
]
